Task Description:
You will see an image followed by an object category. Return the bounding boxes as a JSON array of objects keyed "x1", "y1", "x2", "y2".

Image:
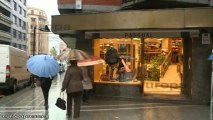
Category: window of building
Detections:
[
  {"x1": 13, "y1": 15, "x2": 17, "y2": 25},
  {"x1": 31, "y1": 25, "x2": 34, "y2": 29},
  {"x1": 23, "y1": 10, "x2": 26, "y2": 17},
  {"x1": 23, "y1": 33, "x2": 26, "y2": 40},
  {"x1": 12, "y1": 43, "x2": 17, "y2": 47},
  {"x1": 23, "y1": 45, "x2": 27, "y2": 51},
  {"x1": 13, "y1": 29, "x2": 17, "y2": 38},
  {"x1": 18, "y1": 31, "x2": 22, "y2": 39},
  {"x1": 23, "y1": 0, "x2": 26, "y2": 6},
  {"x1": 31, "y1": 10, "x2": 34, "y2": 15},
  {"x1": 19, "y1": 5, "x2": 22, "y2": 15},
  {"x1": 18, "y1": 44, "x2": 22, "y2": 49},
  {"x1": 22, "y1": 22, "x2": 26, "y2": 29},
  {"x1": 31, "y1": 18, "x2": 36, "y2": 22},
  {"x1": 19, "y1": 18, "x2": 22, "y2": 27},
  {"x1": 13, "y1": 1, "x2": 17, "y2": 11}
]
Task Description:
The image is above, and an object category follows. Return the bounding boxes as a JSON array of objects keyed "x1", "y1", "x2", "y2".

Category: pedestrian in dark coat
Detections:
[
  {"x1": 81, "y1": 66, "x2": 93, "y2": 103},
  {"x1": 61, "y1": 60, "x2": 83, "y2": 119},
  {"x1": 39, "y1": 76, "x2": 54, "y2": 110}
]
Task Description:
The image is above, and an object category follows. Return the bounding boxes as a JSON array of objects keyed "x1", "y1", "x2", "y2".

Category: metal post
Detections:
[
  {"x1": 33, "y1": 27, "x2": 36, "y2": 56},
  {"x1": 210, "y1": 49, "x2": 213, "y2": 120},
  {"x1": 211, "y1": 56, "x2": 213, "y2": 120}
]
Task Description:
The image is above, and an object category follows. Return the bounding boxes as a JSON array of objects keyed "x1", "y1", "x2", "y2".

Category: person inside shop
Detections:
[
  {"x1": 116, "y1": 55, "x2": 131, "y2": 82},
  {"x1": 105, "y1": 45, "x2": 119, "y2": 80}
]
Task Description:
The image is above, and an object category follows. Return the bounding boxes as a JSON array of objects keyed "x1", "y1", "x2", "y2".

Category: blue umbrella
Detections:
[
  {"x1": 27, "y1": 55, "x2": 60, "y2": 77},
  {"x1": 208, "y1": 53, "x2": 213, "y2": 60}
]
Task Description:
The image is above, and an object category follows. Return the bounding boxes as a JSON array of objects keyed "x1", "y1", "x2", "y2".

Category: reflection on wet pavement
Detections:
[{"x1": 0, "y1": 73, "x2": 210, "y2": 120}]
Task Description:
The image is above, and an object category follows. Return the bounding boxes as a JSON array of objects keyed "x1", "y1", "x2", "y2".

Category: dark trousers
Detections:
[
  {"x1": 40, "y1": 78, "x2": 52, "y2": 105},
  {"x1": 67, "y1": 91, "x2": 82, "y2": 118},
  {"x1": 82, "y1": 89, "x2": 92, "y2": 102}
]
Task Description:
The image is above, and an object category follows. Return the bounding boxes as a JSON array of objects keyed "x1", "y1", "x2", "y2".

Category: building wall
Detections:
[
  {"x1": 191, "y1": 32, "x2": 213, "y2": 103},
  {"x1": 27, "y1": 7, "x2": 49, "y2": 55},
  {"x1": 0, "y1": 0, "x2": 12, "y2": 45},
  {"x1": 58, "y1": 0, "x2": 122, "y2": 5},
  {"x1": 58, "y1": 0, "x2": 122, "y2": 13},
  {"x1": 0, "y1": 0, "x2": 27, "y2": 51},
  {"x1": 11, "y1": 0, "x2": 28, "y2": 51}
]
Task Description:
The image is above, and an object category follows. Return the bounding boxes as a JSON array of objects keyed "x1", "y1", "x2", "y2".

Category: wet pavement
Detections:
[{"x1": 0, "y1": 74, "x2": 211, "y2": 120}]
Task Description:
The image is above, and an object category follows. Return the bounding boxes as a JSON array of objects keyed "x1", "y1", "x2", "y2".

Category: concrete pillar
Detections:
[
  {"x1": 191, "y1": 30, "x2": 213, "y2": 103},
  {"x1": 75, "y1": 31, "x2": 95, "y2": 55},
  {"x1": 60, "y1": 36, "x2": 77, "y2": 49},
  {"x1": 210, "y1": 0, "x2": 213, "y2": 6},
  {"x1": 181, "y1": 32, "x2": 192, "y2": 97}
]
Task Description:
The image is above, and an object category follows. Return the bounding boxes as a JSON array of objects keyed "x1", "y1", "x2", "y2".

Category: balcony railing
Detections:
[
  {"x1": 0, "y1": 13, "x2": 12, "y2": 25},
  {"x1": 0, "y1": 30, "x2": 12, "y2": 39}
]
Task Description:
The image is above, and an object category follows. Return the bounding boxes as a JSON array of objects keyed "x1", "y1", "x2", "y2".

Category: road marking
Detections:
[
  {"x1": 81, "y1": 103, "x2": 168, "y2": 108},
  {"x1": 81, "y1": 105, "x2": 203, "y2": 112},
  {"x1": 0, "y1": 104, "x2": 203, "y2": 113}
]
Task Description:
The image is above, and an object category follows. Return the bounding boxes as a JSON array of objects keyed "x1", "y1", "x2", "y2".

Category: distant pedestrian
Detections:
[
  {"x1": 81, "y1": 66, "x2": 93, "y2": 103},
  {"x1": 30, "y1": 74, "x2": 37, "y2": 88},
  {"x1": 39, "y1": 76, "x2": 54, "y2": 110},
  {"x1": 61, "y1": 60, "x2": 83, "y2": 119}
]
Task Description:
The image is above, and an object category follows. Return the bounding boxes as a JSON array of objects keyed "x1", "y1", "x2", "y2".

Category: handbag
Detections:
[{"x1": 55, "y1": 92, "x2": 66, "y2": 110}]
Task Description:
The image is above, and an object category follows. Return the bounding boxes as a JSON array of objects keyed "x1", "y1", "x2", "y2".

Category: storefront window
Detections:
[
  {"x1": 94, "y1": 38, "x2": 141, "y2": 84},
  {"x1": 93, "y1": 37, "x2": 183, "y2": 89}
]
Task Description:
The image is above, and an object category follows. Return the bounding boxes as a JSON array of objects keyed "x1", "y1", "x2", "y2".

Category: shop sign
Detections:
[
  {"x1": 124, "y1": 33, "x2": 153, "y2": 38},
  {"x1": 75, "y1": 0, "x2": 82, "y2": 9},
  {"x1": 202, "y1": 33, "x2": 210, "y2": 44},
  {"x1": 99, "y1": 31, "x2": 182, "y2": 38}
]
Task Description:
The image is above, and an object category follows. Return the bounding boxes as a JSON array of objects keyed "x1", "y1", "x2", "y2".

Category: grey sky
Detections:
[{"x1": 27, "y1": 0, "x2": 60, "y2": 24}]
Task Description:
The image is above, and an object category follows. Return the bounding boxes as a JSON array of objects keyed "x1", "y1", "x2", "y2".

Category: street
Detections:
[{"x1": 0, "y1": 74, "x2": 211, "y2": 120}]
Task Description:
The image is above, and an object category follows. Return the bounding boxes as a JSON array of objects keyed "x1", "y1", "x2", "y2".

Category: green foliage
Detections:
[
  {"x1": 50, "y1": 47, "x2": 57, "y2": 57},
  {"x1": 147, "y1": 55, "x2": 165, "y2": 81}
]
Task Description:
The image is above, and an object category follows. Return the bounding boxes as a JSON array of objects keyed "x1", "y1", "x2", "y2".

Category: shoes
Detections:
[
  {"x1": 66, "y1": 114, "x2": 71, "y2": 118},
  {"x1": 83, "y1": 101, "x2": 89, "y2": 105},
  {"x1": 44, "y1": 103, "x2": 49, "y2": 110},
  {"x1": 73, "y1": 117, "x2": 79, "y2": 120}
]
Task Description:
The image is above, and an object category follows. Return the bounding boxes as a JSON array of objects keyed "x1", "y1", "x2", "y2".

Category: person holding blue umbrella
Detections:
[
  {"x1": 39, "y1": 76, "x2": 54, "y2": 110},
  {"x1": 27, "y1": 55, "x2": 60, "y2": 110}
]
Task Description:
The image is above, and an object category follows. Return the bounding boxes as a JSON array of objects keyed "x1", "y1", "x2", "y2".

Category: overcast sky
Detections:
[
  {"x1": 27, "y1": 0, "x2": 60, "y2": 24},
  {"x1": 27, "y1": 0, "x2": 61, "y2": 53}
]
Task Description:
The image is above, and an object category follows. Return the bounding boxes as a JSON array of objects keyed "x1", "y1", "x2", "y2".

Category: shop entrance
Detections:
[{"x1": 143, "y1": 38, "x2": 183, "y2": 95}]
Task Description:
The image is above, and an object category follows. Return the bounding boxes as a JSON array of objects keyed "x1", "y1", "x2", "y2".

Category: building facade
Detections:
[
  {"x1": 0, "y1": 0, "x2": 27, "y2": 51},
  {"x1": 52, "y1": 0, "x2": 213, "y2": 104},
  {"x1": 27, "y1": 7, "x2": 49, "y2": 55}
]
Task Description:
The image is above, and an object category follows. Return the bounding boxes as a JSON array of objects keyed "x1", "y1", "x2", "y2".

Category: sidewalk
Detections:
[{"x1": 0, "y1": 76, "x2": 211, "y2": 120}]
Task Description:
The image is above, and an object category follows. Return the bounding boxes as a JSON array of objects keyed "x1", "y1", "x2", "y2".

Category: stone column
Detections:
[{"x1": 191, "y1": 30, "x2": 213, "y2": 104}]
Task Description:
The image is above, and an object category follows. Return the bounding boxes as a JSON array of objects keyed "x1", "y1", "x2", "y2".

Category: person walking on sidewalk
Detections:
[
  {"x1": 81, "y1": 66, "x2": 93, "y2": 103},
  {"x1": 39, "y1": 76, "x2": 54, "y2": 110},
  {"x1": 61, "y1": 60, "x2": 83, "y2": 119}
]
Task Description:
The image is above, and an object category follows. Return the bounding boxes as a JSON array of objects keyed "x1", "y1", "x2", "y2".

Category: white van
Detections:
[{"x1": 0, "y1": 45, "x2": 31, "y2": 93}]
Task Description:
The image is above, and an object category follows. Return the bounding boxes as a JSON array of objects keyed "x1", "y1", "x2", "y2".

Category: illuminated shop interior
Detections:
[{"x1": 93, "y1": 37, "x2": 183, "y2": 94}]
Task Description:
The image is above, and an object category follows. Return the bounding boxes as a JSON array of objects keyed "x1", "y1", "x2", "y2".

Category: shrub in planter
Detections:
[{"x1": 147, "y1": 55, "x2": 165, "y2": 81}]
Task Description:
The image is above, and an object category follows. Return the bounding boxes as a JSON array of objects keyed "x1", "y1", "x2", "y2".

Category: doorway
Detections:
[{"x1": 143, "y1": 38, "x2": 183, "y2": 95}]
